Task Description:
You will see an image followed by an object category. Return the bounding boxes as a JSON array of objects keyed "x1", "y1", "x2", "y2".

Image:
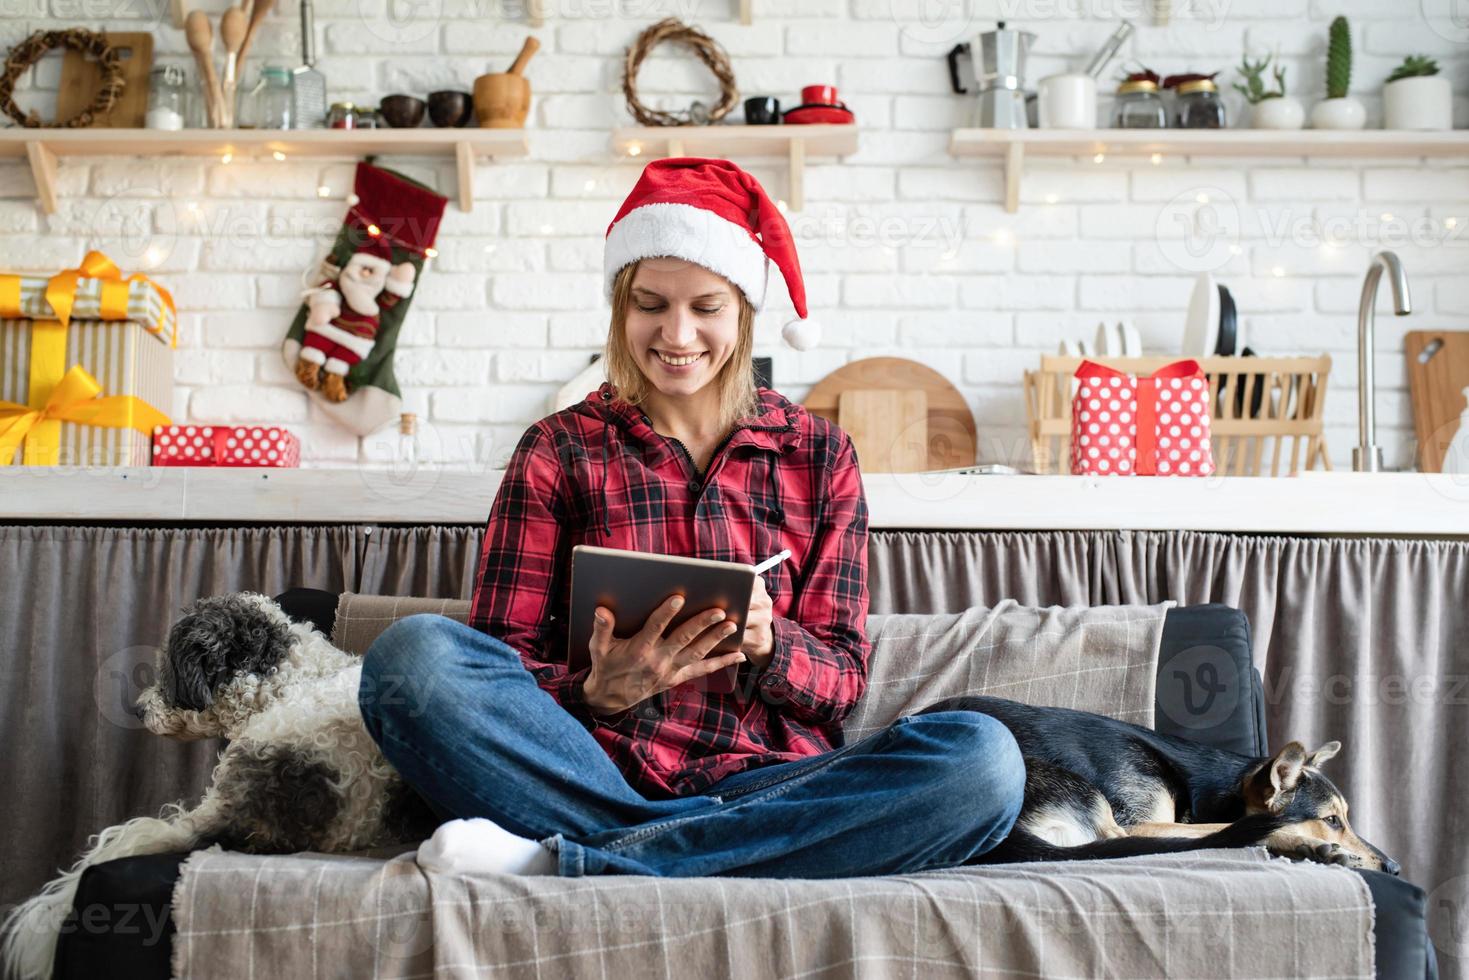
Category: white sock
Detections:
[{"x1": 416, "y1": 817, "x2": 558, "y2": 876}]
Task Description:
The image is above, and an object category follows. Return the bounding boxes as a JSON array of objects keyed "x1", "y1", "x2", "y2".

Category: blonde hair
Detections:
[{"x1": 603, "y1": 261, "x2": 760, "y2": 430}]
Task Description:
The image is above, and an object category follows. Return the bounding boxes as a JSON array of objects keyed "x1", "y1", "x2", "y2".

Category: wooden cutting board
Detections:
[
  {"x1": 58, "y1": 32, "x2": 153, "y2": 128},
  {"x1": 804, "y1": 358, "x2": 977, "y2": 471},
  {"x1": 837, "y1": 389, "x2": 928, "y2": 473},
  {"x1": 1406, "y1": 331, "x2": 1469, "y2": 472}
]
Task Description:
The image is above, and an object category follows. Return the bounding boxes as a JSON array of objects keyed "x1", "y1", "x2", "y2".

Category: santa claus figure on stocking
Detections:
[{"x1": 295, "y1": 237, "x2": 417, "y2": 403}]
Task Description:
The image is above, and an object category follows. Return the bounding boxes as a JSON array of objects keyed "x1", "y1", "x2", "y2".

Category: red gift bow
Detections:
[{"x1": 1075, "y1": 359, "x2": 1204, "y2": 476}]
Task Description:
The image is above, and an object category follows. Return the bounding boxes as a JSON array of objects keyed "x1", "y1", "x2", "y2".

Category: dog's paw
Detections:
[{"x1": 1271, "y1": 837, "x2": 1360, "y2": 869}]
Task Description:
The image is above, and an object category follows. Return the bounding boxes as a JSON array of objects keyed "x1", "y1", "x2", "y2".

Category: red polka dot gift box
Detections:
[
  {"x1": 150, "y1": 425, "x2": 301, "y2": 468},
  {"x1": 1069, "y1": 359, "x2": 1214, "y2": 477}
]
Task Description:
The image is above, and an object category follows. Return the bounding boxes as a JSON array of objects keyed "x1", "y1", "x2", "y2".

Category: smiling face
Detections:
[
  {"x1": 604, "y1": 258, "x2": 759, "y2": 428},
  {"x1": 622, "y1": 258, "x2": 741, "y2": 399}
]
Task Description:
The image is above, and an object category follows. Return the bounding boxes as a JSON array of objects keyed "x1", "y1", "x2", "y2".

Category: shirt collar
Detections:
[{"x1": 591, "y1": 381, "x2": 802, "y2": 455}]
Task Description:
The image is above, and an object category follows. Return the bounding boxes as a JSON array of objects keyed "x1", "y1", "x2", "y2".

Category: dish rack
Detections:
[{"x1": 1022, "y1": 355, "x2": 1333, "y2": 476}]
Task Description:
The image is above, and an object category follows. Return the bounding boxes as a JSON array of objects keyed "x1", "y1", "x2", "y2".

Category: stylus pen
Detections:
[{"x1": 752, "y1": 549, "x2": 792, "y2": 575}]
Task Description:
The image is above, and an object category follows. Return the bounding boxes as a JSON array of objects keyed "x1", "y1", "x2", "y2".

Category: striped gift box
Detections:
[
  {"x1": 0, "y1": 319, "x2": 174, "y2": 466},
  {"x1": 1, "y1": 271, "x2": 176, "y2": 346}
]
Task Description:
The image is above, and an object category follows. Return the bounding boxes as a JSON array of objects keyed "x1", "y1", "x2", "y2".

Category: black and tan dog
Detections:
[{"x1": 918, "y1": 695, "x2": 1399, "y2": 874}]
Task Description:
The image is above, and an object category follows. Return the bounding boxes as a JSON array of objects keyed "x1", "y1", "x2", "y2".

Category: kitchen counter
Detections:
[{"x1": 2, "y1": 468, "x2": 1467, "y2": 535}]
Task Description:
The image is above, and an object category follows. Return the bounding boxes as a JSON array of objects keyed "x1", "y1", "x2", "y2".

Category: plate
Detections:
[
  {"x1": 1216, "y1": 284, "x2": 1237, "y2": 355},
  {"x1": 1182, "y1": 271, "x2": 1219, "y2": 357},
  {"x1": 782, "y1": 104, "x2": 855, "y2": 125}
]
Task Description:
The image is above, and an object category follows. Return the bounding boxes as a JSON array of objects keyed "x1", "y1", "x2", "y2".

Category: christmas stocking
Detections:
[{"x1": 282, "y1": 161, "x2": 447, "y2": 436}]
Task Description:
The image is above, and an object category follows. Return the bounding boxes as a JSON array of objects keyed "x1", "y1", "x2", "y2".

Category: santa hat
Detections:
[{"x1": 603, "y1": 157, "x2": 820, "y2": 350}]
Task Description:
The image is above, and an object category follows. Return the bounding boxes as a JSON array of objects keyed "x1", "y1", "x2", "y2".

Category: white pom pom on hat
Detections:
[{"x1": 603, "y1": 157, "x2": 818, "y2": 350}]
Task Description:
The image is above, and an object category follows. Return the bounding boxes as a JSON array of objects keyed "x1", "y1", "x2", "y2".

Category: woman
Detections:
[{"x1": 358, "y1": 158, "x2": 1024, "y2": 878}]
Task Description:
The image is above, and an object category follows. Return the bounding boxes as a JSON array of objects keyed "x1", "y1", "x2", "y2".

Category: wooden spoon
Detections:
[
  {"x1": 235, "y1": 0, "x2": 275, "y2": 71},
  {"x1": 185, "y1": 9, "x2": 221, "y2": 126},
  {"x1": 220, "y1": 6, "x2": 247, "y2": 126},
  {"x1": 507, "y1": 35, "x2": 539, "y2": 76}
]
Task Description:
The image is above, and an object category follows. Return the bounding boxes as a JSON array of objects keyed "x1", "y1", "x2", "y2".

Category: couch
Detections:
[{"x1": 53, "y1": 590, "x2": 1435, "y2": 979}]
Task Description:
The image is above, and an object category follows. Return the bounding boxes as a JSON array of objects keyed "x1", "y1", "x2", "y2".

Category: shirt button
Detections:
[
  {"x1": 687, "y1": 479, "x2": 701, "y2": 493},
  {"x1": 638, "y1": 703, "x2": 659, "y2": 720}
]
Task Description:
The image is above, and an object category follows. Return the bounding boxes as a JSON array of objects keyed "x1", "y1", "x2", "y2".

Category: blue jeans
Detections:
[{"x1": 357, "y1": 614, "x2": 1025, "y2": 878}]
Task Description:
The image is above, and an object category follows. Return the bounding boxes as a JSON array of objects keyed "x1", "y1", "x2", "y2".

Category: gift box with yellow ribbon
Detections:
[{"x1": 0, "y1": 251, "x2": 175, "y2": 466}]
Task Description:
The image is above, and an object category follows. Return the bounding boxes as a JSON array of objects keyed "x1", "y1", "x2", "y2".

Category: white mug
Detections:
[{"x1": 1038, "y1": 73, "x2": 1097, "y2": 129}]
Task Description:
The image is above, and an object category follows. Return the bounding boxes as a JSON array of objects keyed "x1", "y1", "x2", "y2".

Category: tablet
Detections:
[{"x1": 568, "y1": 545, "x2": 756, "y2": 695}]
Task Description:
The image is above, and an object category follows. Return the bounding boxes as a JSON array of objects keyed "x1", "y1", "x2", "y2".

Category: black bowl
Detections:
[
  {"x1": 379, "y1": 94, "x2": 426, "y2": 128},
  {"x1": 428, "y1": 90, "x2": 473, "y2": 128}
]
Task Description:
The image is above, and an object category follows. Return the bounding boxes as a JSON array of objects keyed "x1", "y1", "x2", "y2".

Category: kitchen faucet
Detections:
[{"x1": 1354, "y1": 251, "x2": 1412, "y2": 472}]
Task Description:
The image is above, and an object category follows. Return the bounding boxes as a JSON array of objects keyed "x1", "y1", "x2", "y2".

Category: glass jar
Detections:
[
  {"x1": 354, "y1": 106, "x2": 381, "y2": 129},
  {"x1": 1111, "y1": 79, "x2": 1167, "y2": 128},
  {"x1": 327, "y1": 101, "x2": 356, "y2": 129},
  {"x1": 240, "y1": 65, "x2": 294, "y2": 130},
  {"x1": 1175, "y1": 78, "x2": 1226, "y2": 129},
  {"x1": 145, "y1": 65, "x2": 187, "y2": 130}
]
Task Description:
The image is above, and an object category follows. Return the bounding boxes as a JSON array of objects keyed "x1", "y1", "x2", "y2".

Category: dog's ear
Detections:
[
  {"x1": 1306, "y1": 741, "x2": 1341, "y2": 768},
  {"x1": 1245, "y1": 741, "x2": 1308, "y2": 812},
  {"x1": 164, "y1": 607, "x2": 233, "y2": 711}
]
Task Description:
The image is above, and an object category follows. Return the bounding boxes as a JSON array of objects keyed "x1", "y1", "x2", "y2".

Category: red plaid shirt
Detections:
[{"x1": 469, "y1": 380, "x2": 870, "y2": 798}]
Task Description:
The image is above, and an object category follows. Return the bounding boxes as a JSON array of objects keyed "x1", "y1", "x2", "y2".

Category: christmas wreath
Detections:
[
  {"x1": 1, "y1": 28, "x2": 124, "y2": 128},
  {"x1": 622, "y1": 18, "x2": 738, "y2": 127}
]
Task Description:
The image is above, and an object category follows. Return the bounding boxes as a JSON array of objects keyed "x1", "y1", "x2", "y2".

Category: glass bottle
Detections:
[
  {"x1": 1175, "y1": 78, "x2": 1226, "y2": 129},
  {"x1": 398, "y1": 413, "x2": 419, "y2": 469},
  {"x1": 241, "y1": 65, "x2": 294, "y2": 130},
  {"x1": 145, "y1": 65, "x2": 187, "y2": 130},
  {"x1": 1112, "y1": 79, "x2": 1167, "y2": 128},
  {"x1": 327, "y1": 101, "x2": 356, "y2": 129}
]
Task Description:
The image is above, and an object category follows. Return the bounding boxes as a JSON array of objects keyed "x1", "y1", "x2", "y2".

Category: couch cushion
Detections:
[
  {"x1": 169, "y1": 844, "x2": 1374, "y2": 980},
  {"x1": 843, "y1": 600, "x2": 1172, "y2": 740}
]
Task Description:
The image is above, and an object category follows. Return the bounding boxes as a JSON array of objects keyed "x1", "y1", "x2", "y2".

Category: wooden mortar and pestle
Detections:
[{"x1": 474, "y1": 36, "x2": 539, "y2": 128}]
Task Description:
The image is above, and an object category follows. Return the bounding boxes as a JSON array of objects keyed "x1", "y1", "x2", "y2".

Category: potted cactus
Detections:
[
  {"x1": 1310, "y1": 16, "x2": 1366, "y2": 130},
  {"x1": 1234, "y1": 53, "x2": 1303, "y2": 129},
  {"x1": 1383, "y1": 55, "x2": 1451, "y2": 130}
]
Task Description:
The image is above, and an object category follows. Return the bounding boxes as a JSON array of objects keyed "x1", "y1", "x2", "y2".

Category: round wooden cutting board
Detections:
[{"x1": 802, "y1": 357, "x2": 977, "y2": 471}]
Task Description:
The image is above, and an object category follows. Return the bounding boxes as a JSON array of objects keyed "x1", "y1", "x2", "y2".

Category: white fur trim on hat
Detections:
[{"x1": 604, "y1": 203, "x2": 770, "y2": 309}]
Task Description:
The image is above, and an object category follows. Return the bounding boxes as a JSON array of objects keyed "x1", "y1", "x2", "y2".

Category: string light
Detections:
[
  {"x1": 316, "y1": 185, "x2": 331, "y2": 198},
  {"x1": 367, "y1": 224, "x2": 381, "y2": 237},
  {"x1": 424, "y1": 247, "x2": 437, "y2": 259},
  {"x1": 1150, "y1": 153, "x2": 1163, "y2": 165},
  {"x1": 1446, "y1": 217, "x2": 1458, "y2": 229},
  {"x1": 1092, "y1": 152, "x2": 1105, "y2": 164},
  {"x1": 1271, "y1": 265, "x2": 1285, "y2": 277},
  {"x1": 220, "y1": 152, "x2": 233, "y2": 164},
  {"x1": 271, "y1": 150, "x2": 286, "y2": 161},
  {"x1": 627, "y1": 143, "x2": 642, "y2": 157},
  {"x1": 1195, "y1": 192, "x2": 1210, "y2": 204}
]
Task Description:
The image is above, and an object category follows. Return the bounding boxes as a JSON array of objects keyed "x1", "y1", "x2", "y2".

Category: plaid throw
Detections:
[{"x1": 171, "y1": 846, "x2": 1373, "y2": 979}]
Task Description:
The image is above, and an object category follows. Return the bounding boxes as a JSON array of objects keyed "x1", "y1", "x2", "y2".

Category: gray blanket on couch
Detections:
[{"x1": 169, "y1": 599, "x2": 1374, "y2": 978}]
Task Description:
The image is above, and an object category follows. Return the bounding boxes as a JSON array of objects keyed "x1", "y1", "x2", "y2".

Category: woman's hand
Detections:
[
  {"x1": 582, "y1": 595, "x2": 744, "y2": 715},
  {"x1": 741, "y1": 575, "x2": 775, "y2": 670}
]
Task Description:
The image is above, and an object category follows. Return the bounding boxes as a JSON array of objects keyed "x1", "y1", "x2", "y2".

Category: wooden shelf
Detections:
[
  {"x1": 0, "y1": 127, "x2": 530, "y2": 214},
  {"x1": 949, "y1": 128, "x2": 1469, "y2": 213},
  {"x1": 612, "y1": 124, "x2": 859, "y2": 211}
]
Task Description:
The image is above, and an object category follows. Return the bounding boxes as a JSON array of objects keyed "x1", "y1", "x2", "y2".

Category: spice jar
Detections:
[
  {"x1": 1175, "y1": 78, "x2": 1226, "y2": 128},
  {"x1": 1112, "y1": 78, "x2": 1166, "y2": 128},
  {"x1": 145, "y1": 65, "x2": 188, "y2": 130},
  {"x1": 327, "y1": 101, "x2": 356, "y2": 129}
]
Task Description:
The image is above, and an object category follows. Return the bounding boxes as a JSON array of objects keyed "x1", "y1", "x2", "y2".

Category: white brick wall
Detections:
[{"x1": 4, "y1": 1, "x2": 1469, "y2": 470}]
